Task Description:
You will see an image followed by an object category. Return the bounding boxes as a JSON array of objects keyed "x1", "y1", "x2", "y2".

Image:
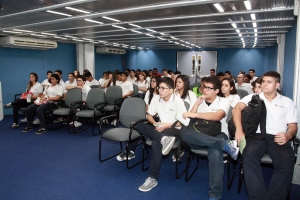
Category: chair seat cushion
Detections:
[
  {"x1": 76, "y1": 110, "x2": 102, "y2": 118},
  {"x1": 53, "y1": 108, "x2": 70, "y2": 116},
  {"x1": 102, "y1": 128, "x2": 140, "y2": 141}
]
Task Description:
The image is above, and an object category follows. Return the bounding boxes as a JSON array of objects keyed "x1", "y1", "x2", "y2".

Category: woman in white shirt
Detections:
[
  {"x1": 174, "y1": 75, "x2": 197, "y2": 111},
  {"x1": 144, "y1": 76, "x2": 160, "y2": 111},
  {"x1": 23, "y1": 74, "x2": 63, "y2": 134},
  {"x1": 221, "y1": 78, "x2": 240, "y2": 108},
  {"x1": 136, "y1": 72, "x2": 148, "y2": 99},
  {"x1": 11, "y1": 72, "x2": 43, "y2": 129}
]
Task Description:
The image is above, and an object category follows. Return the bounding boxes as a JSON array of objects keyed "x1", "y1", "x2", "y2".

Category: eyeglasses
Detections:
[
  {"x1": 202, "y1": 85, "x2": 215, "y2": 91},
  {"x1": 157, "y1": 86, "x2": 169, "y2": 91}
]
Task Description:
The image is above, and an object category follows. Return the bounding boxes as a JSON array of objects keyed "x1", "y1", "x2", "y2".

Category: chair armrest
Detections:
[
  {"x1": 94, "y1": 102, "x2": 105, "y2": 110},
  {"x1": 14, "y1": 93, "x2": 22, "y2": 100},
  {"x1": 130, "y1": 119, "x2": 148, "y2": 130},
  {"x1": 71, "y1": 101, "x2": 83, "y2": 107},
  {"x1": 99, "y1": 115, "x2": 118, "y2": 122},
  {"x1": 114, "y1": 97, "x2": 124, "y2": 105}
]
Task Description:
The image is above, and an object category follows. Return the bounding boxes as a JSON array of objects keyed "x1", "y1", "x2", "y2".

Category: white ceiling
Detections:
[{"x1": 0, "y1": 0, "x2": 297, "y2": 49}]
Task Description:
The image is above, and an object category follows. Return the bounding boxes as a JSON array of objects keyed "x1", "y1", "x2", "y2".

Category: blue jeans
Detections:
[
  {"x1": 180, "y1": 126, "x2": 228, "y2": 199},
  {"x1": 135, "y1": 123, "x2": 180, "y2": 180},
  {"x1": 243, "y1": 134, "x2": 295, "y2": 200}
]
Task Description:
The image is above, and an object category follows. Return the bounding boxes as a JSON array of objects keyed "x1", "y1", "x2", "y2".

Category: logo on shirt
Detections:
[{"x1": 275, "y1": 104, "x2": 284, "y2": 108}]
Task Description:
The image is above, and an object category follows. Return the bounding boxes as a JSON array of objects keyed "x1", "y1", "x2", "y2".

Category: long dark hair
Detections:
[
  {"x1": 175, "y1": 75, "x2": 190, "y2": 100},
  {"x1": 107, "y1": 72, "x2": 117, "y2": 87},
  {"x1": 27, "y1": 72, "x2": 38, "y2": 92},
  {"x1": 221, "y1": 78, "x2": 237, "y2": 97},
  {"x1": 149, "y1": 76, "x2": 160, "y2": 105}
]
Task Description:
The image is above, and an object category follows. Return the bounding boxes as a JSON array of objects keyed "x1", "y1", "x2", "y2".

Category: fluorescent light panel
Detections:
[
  {"x1": 31, "y1": 34, "x2": 47, "y2": 37},
  {"x1": 131, "y1": 30, "x2": 142, "y2": 34},
  {"x1": 213, "y1": 3, "x2": 224, "y2": 12},
  {"x1": 157, "y1": 37, "x2": 166, "y2": 40},
  {"x1": 13, "y1": 29, "x2": 33, "y2": 33},
  {"x1": 112, "y1": 25, "x2": 127, "y2": 30},
  {"x1": 250, "y1": 14, "x2": 256, "y2": 20},
  {"x1": 41, "y1": 32, "x2": 56, "y2": 36},
  {"x1": 3, "y1": 30, "x2": 22, "y2": 34},
  {"x1": 146, "y1": 34, "x2": 154, "y2": 37},
  {"x1": 129, "y1": 23, "x2": 142, "y2": 28},
  {"x1": 231, "y1": 23, "x2": 237, "y2": 29},
  {"x1": 146, "y1": 29, "x2": 157, "y2": 33},
  {"x1": 84, "y1": 19, "x2": 103, "y2": 24},
  {"x1": 102, "y1": 16, "x2": 120, "y2": 22},
  {"x1": 244, "y1": 1, "x2": 251, "y2": 10},
  {"x1": 46, "y1": 10, "x2": 72, "y2": 17},
  {"x1": 252, "y1": 22, "x2": 257, "y2": 27},
  {"x1": 65, "y1": 7, "x2": 90, "y2": 14}
]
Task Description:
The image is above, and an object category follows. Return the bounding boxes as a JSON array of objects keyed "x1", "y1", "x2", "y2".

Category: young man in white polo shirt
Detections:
[
  {"x1": 180, "y1": 76, "x2": 238, "y2": 200},
  {"x1": 120, "y1": 72, "x2": 133, "y2": 98},
  {"x1": 135, "y1": 77, "x2": 187, "y2": 192},
  {"x1": 232, "y1": 71, "x2": 298, "y2": 200},
  {"x1": 63, "y1": 72, "x2": 77, "y2": 100}
]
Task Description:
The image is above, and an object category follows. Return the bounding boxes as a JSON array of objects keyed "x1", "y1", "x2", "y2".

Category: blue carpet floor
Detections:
[{"x1": 0, "y1": 115, "x2": 299, "y2": 200}]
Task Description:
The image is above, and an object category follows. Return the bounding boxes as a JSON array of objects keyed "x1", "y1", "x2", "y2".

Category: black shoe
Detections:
[
  {"x1": 36, "y1": 128, "x2": 46, "y2": 135},
  {"x1": 22, "y1": 127, "x2": 32, "y2": 132}
]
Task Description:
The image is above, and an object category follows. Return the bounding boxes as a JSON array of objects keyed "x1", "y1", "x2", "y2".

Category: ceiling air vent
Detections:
[
  {"x1": 0, "y1": 36, "x2": 57, "y2": 50},
  {"x1": 96, "y1": 47, "x2": 126, "y2": 54}
]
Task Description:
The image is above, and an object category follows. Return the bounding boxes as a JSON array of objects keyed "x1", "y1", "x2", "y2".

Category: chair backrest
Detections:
[
  {"x1": 90, "y1": 85, "x2": 100, "y2": 88},
  {"x1": 105, "y1": 86, "x2": 122, "y2": 105},
  {"x1": 119, "y1": 97, "x2": 146, "y2": 128},
  {"x1": 226, "y1": 106, "x2": 233, "y2": 124},
  {"x1": 236, "y1": 89, "x2": 248, "y2": 99},
  {"x1": 64, "y1": 88, "x2": 82, "y2": 108},
  {"x1": 132, "y1": 84, "x2": 138, "y2": 96},
  {"x1": 184, "y1": 101, "x2": 190, "y2": 111},
  {"x1": 86, "y1": 88, "x2": 105, "y2": 110}
]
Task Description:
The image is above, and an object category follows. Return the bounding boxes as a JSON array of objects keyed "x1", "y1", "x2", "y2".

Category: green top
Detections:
[{"x1": 192, "y1": 86, "x2": 203, "y2": 97}]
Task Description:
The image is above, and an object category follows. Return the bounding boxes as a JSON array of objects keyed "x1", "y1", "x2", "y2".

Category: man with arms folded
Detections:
[
  {"x1": 232, "y1": 71, "x2": 298, "y2": 200},
  {"x1": 135, "y1": 77, "x2": 187, "y2": 192},
  {"x1": 180, "y1": 76, "x2": 238, "y2": 200}
]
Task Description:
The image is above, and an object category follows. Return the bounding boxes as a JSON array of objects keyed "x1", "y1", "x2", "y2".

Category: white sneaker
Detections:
[
  {"x1": 33, "y1": 119, "x2": 40, "y2": 124},
  {"x1": 74, "y1": 121, "x2": 82, "y2": 127},
  {"x1": 161, "y1": 136, "x2": 176, "y2": 155},
  {"x1": 20, "y1": 117, "x2": 27, "y2": 123},
  {"x1": 111, "y1": 119, "x2": 117, "y2": 126},
  {"x1": 138, "y1": 177, "x2": 158, "y2": 192}
]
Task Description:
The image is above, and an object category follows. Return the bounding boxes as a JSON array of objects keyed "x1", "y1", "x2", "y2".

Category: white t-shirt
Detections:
[
  {"x1": 197, "y1": 96, "x2": 230, "y2": 136},
  {"x1": 239, "y1": 93, "x2": 298, "y2": 135},
  {"x1": 225, "y1": 94, "x2": 240, "y2": 108},
  {"x1": 148, "y1": 94, "x2": 187, "y2": 128},
  {"x1": 120, "y1": 81, "x2": 133, "y2": 96},
  {"x1": 146, "y1": 77, "x2": 151, "y2": 83},
  {"x1": 127, "y1": 76, "x2": 137, "y2": 84},
  {"x1": 175, "y1": 90, "x2": 197, "y2": 111},
  {"x1": 250, "y1": 76, "x2": 258, "y2": 83},
  {"x1": 136, "y1": 80, "x2": 148, "y2": 94},
  {"x1": 44, "y1": 84, "x2": 63, "y2": 98},
  {"x1": 28, "y1": 82, "x2": 43, "y2": 97},
  {"x1": 161, "y1": 74, "x2": 171, "y2": 78},
  {"x1": 235, "y1": 83, "x2": 253, "y2": 94},
  {"x1": 86, "y1": 79, "x2": 99, "y2": 86},
  {"x1": 99, "y1": 78, "x2": 108, "y2": 87},
  {"x1": 41, "y1": 79, "x2": 50, "y2": 90},
  {"x1": 144, "y1": 90, "x2": 159, "y2": 105},
  {"x1": 82, "y1": 84, "x2": 91, "y2": 101},
  {"x1": 60, "y1": 79, "x2": 65, "y2": 85},
  {"x1": 63, "y1": 80, "x2": 77, "y2": 93}
]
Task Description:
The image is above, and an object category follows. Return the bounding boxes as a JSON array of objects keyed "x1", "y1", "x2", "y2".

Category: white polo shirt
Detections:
[
  {"x1": 127, "y1": 76, "x2": 137, "y2": 84},
  {"x1": 86, "y1": 79, "x2": 99, "y2": 86},
  {"x1": 144, "y1": 90, "x2": 159, "y2": 105},
  {"x1": 99, "y1": 78, "x2": 108, "y2": 87},
  {"x1": 136, "y1": 80, "x2": 148, "y2": 94},
  {"x1": 225, "y1": 94, "x2": 240, "y2": 108},
  {"x1": 239, "y1": 93, "x2": 298, "y2": 135},
  {"x1": 148, "y1": 94, "x2": 187, "y2": 127},
  {"x1": 175, "y1": 90, "x2": 197, "y2": 111},
  {"x1": 120, "y1": 81, "x2": 133, "y2": 96},
  {"x1": 63, "y1": 80, "x2": 77, "y2": 93},
  {"x1": 41, "y1": 78, "x2": 50, "y2": 90},
  {"x1": 44, "y1": 84, "x2": 63, "y2": 98},
  {"x1": 28, "y1": 82, "x2": 43, "y2": 96},
  {"x1": 197, "y1": 96, "x2": 230, "y2": 136},
  {"x1": 82, "y1": 84, "x2": 91, "y2": 101},
  {"x1": 235, "y1": 83, "x2": 253, "y2": 94}
]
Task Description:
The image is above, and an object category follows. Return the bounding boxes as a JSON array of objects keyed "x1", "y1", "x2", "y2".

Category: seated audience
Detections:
[
  {"x1": 128, "y1": 69, "x2": 137, "y2": 84},
  {"x1": 55, "y1": 70, "x2": 64, "y2": 85},
  {"x1": 99, "y1": 72, "x2": 108, "y2": 88},
  {"x1": 235, "y1": 73, "x2": 253, "y2": 94},
  {"x1": 135, "y1": 77, "x2": 187, "y2": 192},
  {"x1": 74, "y1": 70, "x2": 80, "y2": 79},
  {"x1": 244, "y1": 74, "x2": 251, "y2": 83},
  {"x1": 217, "y1": 71, "x2": 224, "y2": 81},
  {"x1": 180, "y1": 76, "x2": 238, "y2": 200},
  {"x1": 249, "y1": 69, "x2": 258, "y2": 83},
  {"x1": 23, "y1": 74, "x2": 63, "y2": 134},
  {"x1": 136, "y1": 72, "x2": 148, "y2": 99},
  {"x1": 232, "y1": 71, "x2": 298, "y2": 199},
  {"x1": 84, "y1": 71, "x2": 99, "y2": 86},
  {"x1": 210, "y1": 69, "x2": 216, "y2": 76},
  {"x1": 11, "y1": 72, "x2": 43, "y2": 128},
  {"x1": 41, "y1": 70, "x2": 52, "y2": 90},
  {"x1": 63, "y1": 72, "x2": 77, "y2": 99},
  {"x1": 221, "y1": 78, "x2": 240, "y2": 108},
  {"x1": 174, "y1": 75, "x2": 197, "y2": 110},
  {"x1": 192, "y1": 77, "x2": 207, "y2": 97},
  {"x1": 251, "y1": 77, "x2": 262, "y2": 94}
]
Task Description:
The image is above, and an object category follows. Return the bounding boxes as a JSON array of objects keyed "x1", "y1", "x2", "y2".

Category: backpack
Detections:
[{"x1": 228, "y1": 95, "x2": 267, "y2": 139}]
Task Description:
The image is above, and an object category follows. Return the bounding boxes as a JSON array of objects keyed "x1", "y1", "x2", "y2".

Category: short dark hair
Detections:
[
  {"x1": 249, "y1": 69, "x2": 255, "y2": 73},
  {"x1": 210, "y1": 69, "x2": 215, "y2": 73},
  {"x1": 162, "y1": 69, "x2": 167, "y2": 72},
  {"x1": 120, "y1": 71, "x2": 129, "y2": 77},
  {"x1": 167, "y1": 70, "x2": 173, "y2": 74},
  {"x1": 217, "y1": 71, "x2": 224, "y2": 76},
  {"x1": 130, "y1": 69, "x2": 135, "y2": 73},
  {"x1": 84, "y1": 71, "x2": 92, "y2": 77},
  {"x1": 68, "y1": 72, "x2": 75, "y2": 76},
  {"x1": 251, "y1": 77, "x2": 262, "y2": 88},
  {"x1": 55, "y1": 70, "x2": 62, "y2": 75},
  {"x1": 245, "y1": 74, "x2": 252, "y2": 80},
  {"x1": 263, "y1": 71, "x2": 281, "y2": 83},
  {"x1": 224, "y1": 70, "x2": 231, "y2": 75},
  {"x1": 174, "y1": 71, "x2": 181, "y2": 75},
  {"x1": 103, "y1": 71, "x2": 108, "y2": 75},
  {"x1": 153, "y1": 68, "x2": 158, "y2": 71},
  {"x1": 160, "y1": 77, "x2": 174, "y2": 89},
  {"x1": 204, "y1": 76, "x2": 221, "y2": 91},
  {"x1": 77, "y1": 75, "x2": 86, "y2": 82},
  {"x1": 47, "y1": 70, "x2": 53, "y2": 75}
]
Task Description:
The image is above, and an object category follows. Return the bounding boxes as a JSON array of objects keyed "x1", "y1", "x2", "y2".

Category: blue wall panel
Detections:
[
  {"x1": 283, "y1": 22, "x2": 297, "y2": 99},
  {"x1": 94, "y1": 53, "x2": 123, "y2": 80},
  {"x1": 0, "y1": 43, "x2": 76, "y2": 115}
]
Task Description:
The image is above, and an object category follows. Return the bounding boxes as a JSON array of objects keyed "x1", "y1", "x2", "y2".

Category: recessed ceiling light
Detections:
[
  {"x1": 65, "y1": 7, "x2": 90, "y2": 14},
  {"x1": 112, "y1": 25, "x2": 127, "y2": 30},
  {"x1": 231, "y1": 23, "x2": 237, "y2": 29},
  {"x1": 46, "y1": 10, "x2": 72, "y2": 17},
  {"x1": 244, "y1": 1, "x2": 251, "y2": 10},
  {"x1": 252, "y1": 22, "x2": 257, "y2": 27},
  {"x1": 84, "y1": 19, "x2": 103, "y2": 24},
  {"x1": 213, "y1": 3, "x2": 224, "y2": 12},
  {"x1": 250, "y1": 14, "x2": 256, "y2": 20},
  {"x1": 102, "y1": 16, "x2": 120, "y2": 22}
]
